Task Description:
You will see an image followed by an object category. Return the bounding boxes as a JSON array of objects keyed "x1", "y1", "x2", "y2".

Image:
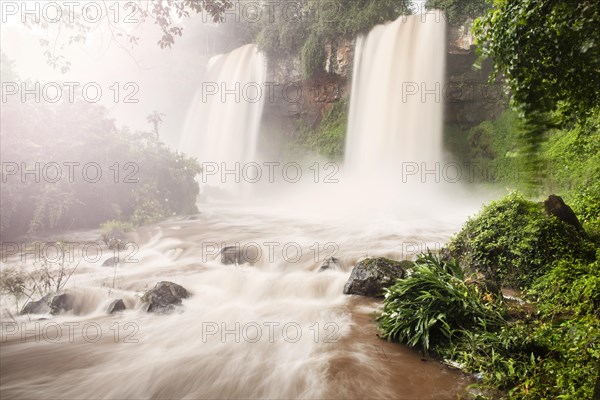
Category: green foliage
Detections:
[
  {"x1": 426, "y1": 0, "x2": 491, "y2": 25},
  {"x1": 449, "y1": 192, "x2": 595, "y2": 289},
  {"x1": 301, "y1": 31, "x2": 325, "y2": 78},
  {"x1": 544, "y1": 108, "x2": 600, "y2": 235},
  {"x1": 379, "y1": 251, "x2": 600, "y2": 399},
  {"x1": 100, "y1": 220, "x2": 134, "y2": 234},
  {"x1": 442, "y1": 318, "x2": 600, "y2": 399},
  {"x1": 530, "y1": 254, "x2": 600, "y2": 318},
  {"x1": 0, "y1": 255, "x2": 80, "y2": 313},
  {"x1": 255, "y1": 0, "x2": 412, "y2": 78},
  {"x1": 289, "y1": 100, "x2": 348, "y2": 159},
  {"x1": 473, "y1": 0, "x2": 600, "y2": 121},
  {"x1": 462, "y1": 110, "x2": 523, "y2": 185},
  {"x1": 378, "y1": 252, "x2": 505, "y2": 353},
  {"x1": 0, "y1": 93, "x2": 201, "y2": 240}
]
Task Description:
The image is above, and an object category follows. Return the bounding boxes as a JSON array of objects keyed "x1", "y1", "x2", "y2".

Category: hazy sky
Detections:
[{"x1": 1, "y1": 0, "x2": 430, "y2": 149}]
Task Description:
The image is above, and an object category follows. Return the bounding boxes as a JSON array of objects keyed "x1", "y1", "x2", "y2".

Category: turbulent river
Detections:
[{"x1": 1, "y1": 201, "x2": 480, "y2": 399}]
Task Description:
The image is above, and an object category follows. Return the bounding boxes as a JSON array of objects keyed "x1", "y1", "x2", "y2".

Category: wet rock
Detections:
[
  {"x1": 20, "y1": 294, "x2": 52, "y2": 315},
  {"x1": 318, "y1": 257, "x2": 341, "y2": 272},
  {"x1": 107, "y1": 299, "x2": 126, "y2": 314},
  {"x1": 219, "y1": 245, "x2": 259, "y2": 265},
  {"x1": 343, "y1": 258, "x2": 410, "y2": 297},
  {"x1": 544, "y1": 194, "x2": 584, "y2": 232},
  {"x1": 50, "y1": 293, "x2": 74, "y2": 315},
  {"x1": 142, "y1": 281, "x2": 190, "y2": 313},
  {"x1": 102, "y1": 256, "x2": 120, "y2": 268}
]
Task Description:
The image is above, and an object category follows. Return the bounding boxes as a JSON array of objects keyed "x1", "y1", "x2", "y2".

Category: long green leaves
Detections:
[{"x1": 378, "y1": 252, "x2": 505, "y2": 354}]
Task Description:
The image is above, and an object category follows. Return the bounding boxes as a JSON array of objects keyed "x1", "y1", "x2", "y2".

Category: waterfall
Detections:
[
  {"x1": 345, "y1": 12, "x2": 447, "y2": 181},
  {"x1": 180, "y1": 44, "x2": 267, "y2": 174}
]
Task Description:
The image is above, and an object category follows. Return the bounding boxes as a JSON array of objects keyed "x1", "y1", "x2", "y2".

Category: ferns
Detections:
[{"x1": 378, "y1": 252, "x2": 505, "y2": 354}]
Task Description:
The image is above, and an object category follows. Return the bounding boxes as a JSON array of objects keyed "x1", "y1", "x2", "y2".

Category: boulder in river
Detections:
[
  {"x1": 107, "y1": 299, "x2": 126, "y2": 314},
  {"x1": 318, "y1": 257, "x2": 341, "y2": 272},
  {"x1": 142, "y1": 281, "x2": 190, "y2": 313},
  {"x1": 50, "y1": 293, "x2": 74, "y2": 315},
  {"x1": 20, "y1": 294, "x2": 52, "y2": 315},
  {"x1": 219, "y1": 245, "x2": 259, "y2": 265},
  {"x1": 343, "y1": 257, "x2": 411, "y2": 297}
]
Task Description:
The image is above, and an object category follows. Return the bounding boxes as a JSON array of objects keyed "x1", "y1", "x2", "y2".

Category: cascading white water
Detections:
[
  {"x1": 345, "y1": 11, "x2": 447, "y2": 181},
  {"x1": 1, "y1": 12, "x2": 479, "y2": 400},
  {"x1": 180, "y1": 44, "x2": 267, "y2": 177}
]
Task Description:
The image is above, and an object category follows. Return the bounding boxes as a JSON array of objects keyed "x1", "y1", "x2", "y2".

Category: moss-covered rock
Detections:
[{"x1": 448, "y1": 192, "x2": 595, "y2": 289}]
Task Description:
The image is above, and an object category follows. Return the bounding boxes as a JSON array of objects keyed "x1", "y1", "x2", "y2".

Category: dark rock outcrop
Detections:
[
  {"x1": 318, "y1": 257, "x2": 341, "y2": 272},
  {"x1": 219, "y1": 245, "x2": 259, "y2": 265},
  {"x1": 343, "y1": 258, "x2": 411, "y2": 297},
  {"x1": 107, "y1": 299, "x2": 126, "y2": 314},
  {"x1": 544, "y1": 194, "x2": 585, "y2": 232},
  {"x1": 20, "y1": 294, "x2": 52, "y2": 315},
  {"x1": 50, "y1": 293, "x2": 74, "y2": 315},
  {"x1": 142, "y1": 281, "x2": 190, "y2": 313}
]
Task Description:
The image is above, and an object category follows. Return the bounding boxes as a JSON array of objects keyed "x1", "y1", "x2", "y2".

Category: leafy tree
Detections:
[
  {"x1": 1, "y1": 92, "x2": 200, "y2": 239},
  {"x1": 425, "y1": 0, "x2": 491, "y2": 25},
  {"x1": 473, "y1": 0, "x2": 600, "y2": 121},
  {"x1": 147, "y1": 111, "x2": 165, "y2": 140},
  {"x1": 16, "y1": 0, "x2": 232, "y2": 72}
]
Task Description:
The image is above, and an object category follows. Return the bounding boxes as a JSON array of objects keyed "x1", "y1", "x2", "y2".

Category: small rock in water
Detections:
[
  {"x1": 20, "y1": 294, "x2": 52, "y2": 315},
  {"x1": 343, "y1": 257, "x2": 410, "y2": 297},
  {"x1": 318, "y1": 257, "x2": 341, "y2": 272},
  {"x1": 102, "y1": 256, "x2": 120, "y2": 268},
  {"x1": 107, "y1": 299, "x2": 126, "y2": 314},
  {"x1": 142, "y1": 281, "x2": 190, "y2": 313},
  {"x1": 219, "y1": 245, "x2": 259, "y2": 265},
  {"x1": 50, "y1": 293, "x2": 74, "y2": 315}
]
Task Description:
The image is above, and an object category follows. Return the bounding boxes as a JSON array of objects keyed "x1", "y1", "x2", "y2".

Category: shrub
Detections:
[
  {"x1": 288, "y1": 100, "x2": 348, "y2": 159},
  {"x1": 530, "y1": 253, "x2": 600, "y2": 318},
  {"x1": 301, "y1": 31, "x2": 325, "y2": 78},
  {"x1": 448, "y1": 192, "x2": 595, "y2": 289},
  {"x1": 378, "y1": 252, "x2": 505, "y2": 353}
]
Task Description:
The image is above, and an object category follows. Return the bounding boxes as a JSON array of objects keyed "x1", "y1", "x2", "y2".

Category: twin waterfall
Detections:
[
  {"x1": 181, "y1": 44, "x2": 267, "y2": 168},
  {"x1": 180, "y1": 12, "x2": 447, "y2": 191},
  {"x1": 346, "y1": 12, "x2": 446, "y2": 181}
]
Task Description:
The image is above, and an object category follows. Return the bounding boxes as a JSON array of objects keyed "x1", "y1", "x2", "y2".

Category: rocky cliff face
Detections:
[
  {"x1": 261, "y1": 27, "x2": 505, "y2": 151},
  {"x1": 261, "y1": 38, "x2": 353, "y2": 146},
  {"x1": 446, "y1": 23, "x2": 506, "y2": 126}
]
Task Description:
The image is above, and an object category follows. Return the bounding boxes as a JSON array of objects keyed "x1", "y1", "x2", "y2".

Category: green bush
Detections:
[
  {"x1": 378, "y1": 252, "x2": 600, "y2": 399},
  {"x1": 530, "y1": 253, "x2": 600, "y2": 318},
  {"x1": 378, "y1": 252, "x2": 505, "y2": 353},
  {"x1": 301, "y1": 31, "x2": 325, "y2": 78},
  {"x1": 0, "y1": 95, "x2": 201, "y2": 239},
  {"x1": 465, "y1": 110, "x2": 523, "y2": 186},
  {"x1": 448, "y1": 192, "x2": 595, "y2": 289},
  {"x1": 289, "y1": 100, "x2": 348, "y2": 159}
]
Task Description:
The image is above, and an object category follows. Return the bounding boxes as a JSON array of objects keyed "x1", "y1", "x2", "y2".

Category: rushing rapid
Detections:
[
  {"x1": 2, "y1": 11, "x2": 477, "y2": 400},
  {"x1": 1, "y1": 204, "x2": 470, "y2": 399}
]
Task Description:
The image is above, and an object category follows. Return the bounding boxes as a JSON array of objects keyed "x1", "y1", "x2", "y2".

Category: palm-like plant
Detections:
[{"x1": 378, "y1": 252, "x2": 506, "y2": 354}]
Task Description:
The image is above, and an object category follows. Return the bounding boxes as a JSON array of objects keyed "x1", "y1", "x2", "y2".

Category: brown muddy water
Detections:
[{"x1": 1, "y1": 203, "x2": 475, "y2": 399}]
